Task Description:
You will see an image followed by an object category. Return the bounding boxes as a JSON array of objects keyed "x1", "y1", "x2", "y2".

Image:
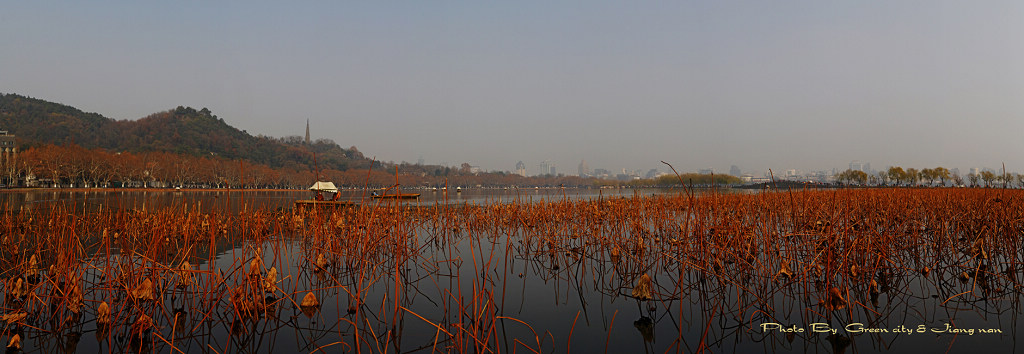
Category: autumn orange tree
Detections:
[{"x1": 14, "y1": 143, "x2": 605, "y2": 189}]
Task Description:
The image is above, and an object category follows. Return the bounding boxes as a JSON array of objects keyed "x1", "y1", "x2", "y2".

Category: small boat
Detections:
[{"x1": 295, "y1": 181, "x2": 354, "y2": 211}]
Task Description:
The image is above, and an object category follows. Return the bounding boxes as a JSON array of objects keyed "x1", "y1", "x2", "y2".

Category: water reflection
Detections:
[
  {"x1": 0, "y1": 189, "x2": 1019, "y2": 353},
  {"x1": 0, "y1": 187, "x2": 728, "y2": 212}
]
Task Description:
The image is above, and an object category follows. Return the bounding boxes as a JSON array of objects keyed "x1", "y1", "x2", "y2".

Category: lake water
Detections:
[
  {"x1": 0, "y1": 188, "x2": 1019, "y2": 353},
  {"x1": 0, "y1": 187, "x2": 703, "y2": 212}
]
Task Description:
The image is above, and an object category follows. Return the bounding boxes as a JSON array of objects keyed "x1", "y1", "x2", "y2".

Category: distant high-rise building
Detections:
[
  {"x1": 730, "y1": 165, "x2": 742, "y2": 177},
  {"x1": 849, "y1": 160, "x2": 870, "y2": 173},
  {"x1": 578, "y1": 160, "x2": 589, "y2": 177},
  {"x1": 305, "y1": 119, "x2": 310, "y2": 145},
  {"x1": 539, "y1": 160, "x2": 553, "y2": 176},
  {"x1": 0, "y1": 131, "x2": 14, "y2": 151},
  {"x1": 1, "y1": 130, "x2": 16, "y2": 170},
  {"x1": 515, "y1": 161, "x2": 527, "y2": 177},
  {"x1": 645, "y1": 169, "x2": 659, "y2": 179},
  {"x1": 699, "y1": 168, "x2": 714, "y2": 175}
]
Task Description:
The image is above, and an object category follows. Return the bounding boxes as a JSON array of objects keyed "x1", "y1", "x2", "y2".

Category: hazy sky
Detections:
[{"x1": 3, "y1": 1, "x2": 1023, "y2": 176}]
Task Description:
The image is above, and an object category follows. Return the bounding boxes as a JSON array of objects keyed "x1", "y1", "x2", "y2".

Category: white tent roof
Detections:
[{"x1": 308, "y1": 181, "x2": 338, "y2": 192}]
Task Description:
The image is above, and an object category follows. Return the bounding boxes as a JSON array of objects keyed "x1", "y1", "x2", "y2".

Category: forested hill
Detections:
[{"x1": 0, "y1": 93, "x2": 370, "y2": 171}]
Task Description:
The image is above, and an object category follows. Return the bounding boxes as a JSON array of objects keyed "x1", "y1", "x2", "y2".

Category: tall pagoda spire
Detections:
[{"x1": 305, "y1": 119, "x2": 310, "y2": 145}]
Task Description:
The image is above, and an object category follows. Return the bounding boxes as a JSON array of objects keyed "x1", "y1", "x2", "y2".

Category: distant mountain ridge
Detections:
[{"x1": 0, "y1": 93, "x2": 370, "y2": 171}]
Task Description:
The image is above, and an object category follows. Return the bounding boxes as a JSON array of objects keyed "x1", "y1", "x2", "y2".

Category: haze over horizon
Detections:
[{"x1": 3, "y1": 1, "x2": 1022, "y2": 176}]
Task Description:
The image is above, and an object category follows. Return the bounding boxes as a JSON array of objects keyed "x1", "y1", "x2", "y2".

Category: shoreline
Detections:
[{"x1": 0, "y1": 187, "x2": 305, "y2": 193}]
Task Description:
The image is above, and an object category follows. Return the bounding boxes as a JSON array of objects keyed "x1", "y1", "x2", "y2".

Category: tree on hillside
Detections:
[{"x1": 3, "y1": 94, "x2": 377, "y2": 174}]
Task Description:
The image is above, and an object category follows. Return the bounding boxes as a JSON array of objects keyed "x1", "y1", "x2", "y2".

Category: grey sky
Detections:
[{"x1": 3, "y1": 1, "x2": 1022, "y2": 176}]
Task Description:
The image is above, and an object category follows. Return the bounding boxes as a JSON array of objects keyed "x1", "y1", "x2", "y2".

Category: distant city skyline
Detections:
[
  {"x1": 3, "y1": 2, "x2": 1022, "y2": 175},
  {"x1": 384, "y1": 148, "x2": 1016, "y2": 181},
  {"x1": 487, "y1": 158, "x2": 1016, "y2": 182}
]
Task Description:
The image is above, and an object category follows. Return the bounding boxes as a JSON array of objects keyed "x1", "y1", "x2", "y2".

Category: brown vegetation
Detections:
[{"x1": 0, "y1": 188, "x2": 1020, "y2": 352}]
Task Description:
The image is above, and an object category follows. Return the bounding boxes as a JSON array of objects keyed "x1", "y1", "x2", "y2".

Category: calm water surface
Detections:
[
  {"x1": 1, "y1": 188, "x2": 694, "y2": 212},
  {"x1": 0, "y1": 188, "x2": 1018, "y2": 353}
]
